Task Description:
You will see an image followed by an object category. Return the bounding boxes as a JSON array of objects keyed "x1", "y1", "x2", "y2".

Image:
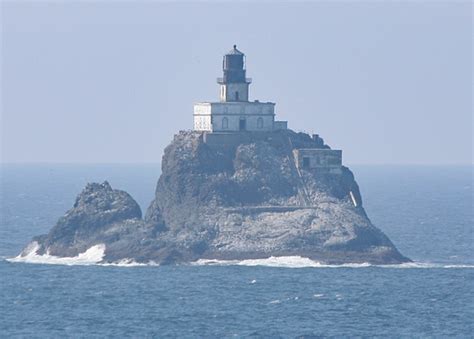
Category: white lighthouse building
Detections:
[{"x1": 194, "y1": 45, "x2": 287, "y2": 133}]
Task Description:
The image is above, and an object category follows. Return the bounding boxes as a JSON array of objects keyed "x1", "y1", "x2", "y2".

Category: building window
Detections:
[
  {"x1": 222, "y1": 117, "x2": 228, "y2": 129},
  {"x1": 235, "y1": 91, "x2": 239, "y2": 101},
  {"x1": 257, "y1": 117, "x2": 263, "y2": 129}
]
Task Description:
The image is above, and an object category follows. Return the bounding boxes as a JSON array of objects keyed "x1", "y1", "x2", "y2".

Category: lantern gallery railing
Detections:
[{"x1": 217, "y1": 77, "x2": 252, "y2": 84}]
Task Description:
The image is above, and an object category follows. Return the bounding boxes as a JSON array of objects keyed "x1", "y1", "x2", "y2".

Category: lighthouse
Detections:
[
  {"x1": 217, "y1": 45, "x2": 251, "y2": 102},
  {"x1": 193, "y1": 45, "x2": 287, "y2": 132}
]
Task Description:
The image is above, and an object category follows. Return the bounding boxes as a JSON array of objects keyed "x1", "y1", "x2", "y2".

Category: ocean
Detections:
[{"x1": 0, "y1": 164, "x2": 472, "y2": 337}]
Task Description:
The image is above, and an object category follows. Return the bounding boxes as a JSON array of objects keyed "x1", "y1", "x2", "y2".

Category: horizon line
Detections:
[{"x1": 1, "y1": 162, "x2": 473, "y2": 167}]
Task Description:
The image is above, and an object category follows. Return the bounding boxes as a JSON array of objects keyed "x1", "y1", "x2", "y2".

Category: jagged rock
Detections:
[
  {"x1": 143, "y1": 130, "x2": 408, "y2": 264},
  {"x1": 28, "y1": 181, "x2": 157, "y2": 259},
  {"x1": 20, "y1": 130, "x2": 410, "y2": 265}
]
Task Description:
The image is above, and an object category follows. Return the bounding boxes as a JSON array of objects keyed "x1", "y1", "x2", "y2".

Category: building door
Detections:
[
  {"x1": 239, "y1": 118, "x2": 246, "y2": 131},
  {"x1": 302, "y1": 157, "x2": 310, "y2": 168}
]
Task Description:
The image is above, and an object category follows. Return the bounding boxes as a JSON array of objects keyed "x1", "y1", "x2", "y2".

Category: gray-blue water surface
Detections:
[{"x1": 1, "y1": 164, "x2": 472, "y2": 337}]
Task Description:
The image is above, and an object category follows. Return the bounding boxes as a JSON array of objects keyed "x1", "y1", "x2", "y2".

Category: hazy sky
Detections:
[{"x1": 1, "y1": 1, "x2": 472, "y2": 164}]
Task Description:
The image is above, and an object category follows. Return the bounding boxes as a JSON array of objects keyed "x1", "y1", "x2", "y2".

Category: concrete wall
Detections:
[
  {"x1": 194, "y1": 115, "x2": 212, "y2": 131},
  {"x1": 194, "y1": 102, "x2": 277, "y2": 132},
  {"x1": 193, "y1": 103, "x2": 212, "y2": 131},
  {"x1": 220, "y1": 83, "x2": 249, "y2": 102},
  {"x1": 203, "y1": 131, "x2": 289, "y2": 148},
  {"x1": 212, "y1": 114, "x2": 274, "y2": 132},
  {"x1": 211, "y1": 102, "x2": 274, "y2": 115},
  {"x1": 293, "y1": 149, "x2": 342, "y2": 174},
  {"x1": 274, "y1": 121, "x2": 288, "y2": 130},
  {"x1": 203, "y1": 132, "x2": 248, "y2": 147}
]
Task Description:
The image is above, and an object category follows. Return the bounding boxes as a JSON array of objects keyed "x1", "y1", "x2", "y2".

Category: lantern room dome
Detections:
[{"x1": 226, "y1": 45, "x2": 244, "y2": 55}]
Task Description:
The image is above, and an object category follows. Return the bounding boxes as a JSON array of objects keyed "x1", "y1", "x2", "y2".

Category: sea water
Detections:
[{"x1": 0, "y1": 164, "x2": 472, "y2": 337}]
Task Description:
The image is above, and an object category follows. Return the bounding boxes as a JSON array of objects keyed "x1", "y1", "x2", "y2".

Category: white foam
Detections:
[
  {"x1": 194, "y1": 256, "x2": 371, "y2": 268},
  {"x1": 6, "y1": 242, "x2": 160, "y2": 267},
  {"x1": 6, "y1": 246, "x2": 474, "y2": 269},
  {"x1": 101, "y1": 259, "x2": 159, "y2": 267},
  {"x1": 379, "y1": 262, "x2": 474, "y2": 269},
  {"x1": 7, "y1": 241, "x2": 106, "y2": 266},
  {"x1": 193, "y1": 256, "x2": 474, "y2": 269}
]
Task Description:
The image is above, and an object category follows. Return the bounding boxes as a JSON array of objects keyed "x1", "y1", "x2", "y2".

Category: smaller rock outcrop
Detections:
[{"x1": 27, "y1": 182, "x2": 154, "y2": 260}]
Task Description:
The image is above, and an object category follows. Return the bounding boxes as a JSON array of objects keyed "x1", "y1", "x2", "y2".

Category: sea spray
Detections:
[{"x1": 7, "y1": 242, "x2": 106, "y2": 266}]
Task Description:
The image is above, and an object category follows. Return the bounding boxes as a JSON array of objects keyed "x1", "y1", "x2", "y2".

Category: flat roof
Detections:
[
  {"x1": 195, "y1": 101, "x2": 275, "y2": 105},
  {"x1": 295, "y1": 148, "x2": 342, "y2": 152}
]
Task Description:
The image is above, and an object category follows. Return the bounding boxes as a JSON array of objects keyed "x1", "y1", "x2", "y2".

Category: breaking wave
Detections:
[
  {"x1": 6, "y1": 247, "x2": 473, "y2": 269},
  {"x1": 193, "y1": 256, "x2": 371, "y2": 268},
  {"x1": 193, "y1": 256, "x2": 474, "y2": 269},
  {"x1": 101, "y1": 259, "x2": 159, "y2": 267},
  {"x1": 7, "y1": 241, "x2": 106, "y2": 266},
  {"x1": 6, "y1": 242, "x2": 160, "y2": 267}
]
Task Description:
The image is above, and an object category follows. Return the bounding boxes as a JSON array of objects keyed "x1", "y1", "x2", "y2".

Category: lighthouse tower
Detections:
[
  {"x1": 218, "y1": 45, "x2": 251, "y2": 102},
  {"x1": 193, "y1": 45, "x2": 287, "y2": 132}
]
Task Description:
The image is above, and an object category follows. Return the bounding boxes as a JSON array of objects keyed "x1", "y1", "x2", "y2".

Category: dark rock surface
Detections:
[
  {"x1": 28, "y1": 182, "x2": 158, "y2": 260},
  {"x1": 20, "y1": 130, "x2": 410, "y2": 264}
]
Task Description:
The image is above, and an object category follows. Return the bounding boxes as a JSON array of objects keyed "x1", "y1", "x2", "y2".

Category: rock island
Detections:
[{"x1": 18, "y1": 46, "x2": 410, "y2": 265}]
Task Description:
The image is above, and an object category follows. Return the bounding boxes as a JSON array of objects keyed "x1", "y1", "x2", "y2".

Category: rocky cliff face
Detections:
[{"x1": 20, "y1": 130, "x2": 410, "y2": 265}]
